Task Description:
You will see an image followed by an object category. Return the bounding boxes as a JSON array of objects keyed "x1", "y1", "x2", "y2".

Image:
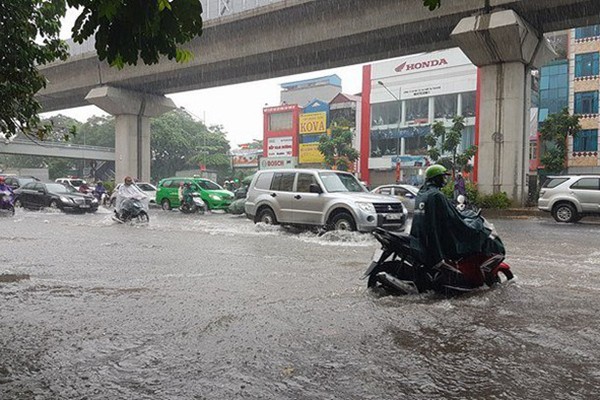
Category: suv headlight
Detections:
[
  {"x1": 355, "y1": 202, "x2": 376, "y2": 213},
  {"x1": 209, "y1": 194, "x2": 222, "y2": 201},
  {"x1": 60, "y1": 196, "x2": 73, "y2": 204}
]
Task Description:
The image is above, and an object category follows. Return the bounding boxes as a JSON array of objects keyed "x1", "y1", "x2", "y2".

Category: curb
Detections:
[{"x1": 481, "y1": 208, "x2": 549, "y2": 219}]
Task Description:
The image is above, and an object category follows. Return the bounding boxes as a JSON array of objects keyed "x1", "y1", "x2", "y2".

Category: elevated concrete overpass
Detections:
[
  {"x1": 35, "y1": 0, "x2": 600, "y2": 203},
  {"x1": 0, "y1": 139, "x2": 115, "y2": 161},
  {"x1": 38, "y1": 0, "x2": 600, "y2": 111}
]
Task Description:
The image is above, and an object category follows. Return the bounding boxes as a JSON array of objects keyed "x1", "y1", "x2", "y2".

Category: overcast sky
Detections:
[{"x1": 44, "y1": 8, "x2": 365, "y2": 148}]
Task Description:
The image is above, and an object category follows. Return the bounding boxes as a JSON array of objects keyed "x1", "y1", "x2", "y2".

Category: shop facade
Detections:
[{"x1": 360, "y1": 48, "x2": 478, "y2": 187}]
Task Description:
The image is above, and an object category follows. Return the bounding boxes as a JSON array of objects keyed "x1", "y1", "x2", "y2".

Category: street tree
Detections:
[
  {"x1": 318, "y1": 119, "x2": 359, "y2": 171},
  {"x1": 150, "y1": 110, "x2": 231, "y2": 179},
  {"x1": 0, "y1": 0, "x2": 203, "y2": 141},
  {"x1": 425, "y1": 115, "x2": 477, "y2": 174},
  {"x1": 539, "y1": 108, "x2": 581, "y2": 174}
]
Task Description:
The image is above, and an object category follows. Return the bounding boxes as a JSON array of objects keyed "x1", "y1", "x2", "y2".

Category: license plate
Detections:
[
  {"x1": 386, "y1": 213, "x2": 402, "y2": 220},
  {"x1": 80, "y1": 205, "x2": 90, "y2": 208}
]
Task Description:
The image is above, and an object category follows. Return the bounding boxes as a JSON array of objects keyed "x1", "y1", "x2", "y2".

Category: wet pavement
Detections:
[{"x1": 1, "y1": 207, "x2": 600, "y2": 399}]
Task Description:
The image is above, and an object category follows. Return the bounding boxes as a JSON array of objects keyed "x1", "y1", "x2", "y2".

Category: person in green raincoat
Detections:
[{"x1": 409, "y1": 164, "x2": 505, "y2": 268}]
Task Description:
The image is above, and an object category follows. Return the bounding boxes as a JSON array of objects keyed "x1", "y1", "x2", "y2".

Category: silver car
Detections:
[
  {"x1": 371, "y1": 184, "x2": 420, "y2": 213},
  {"x1": 244, "y1": 169, "x2": 407, "y2": 232},
  {"x1": 538, "y1": 175, "x2": 600, "y2": 223}
]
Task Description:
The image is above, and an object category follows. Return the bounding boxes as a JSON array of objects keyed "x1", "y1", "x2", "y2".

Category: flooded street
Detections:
[{"x1": 1, "y1": 208, "x2": 600, "y2": 399}]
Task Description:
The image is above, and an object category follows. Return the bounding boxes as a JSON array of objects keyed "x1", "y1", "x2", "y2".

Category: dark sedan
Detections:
[{"x1": 14, "y1": 182, "x2": 98, "y2": 212}]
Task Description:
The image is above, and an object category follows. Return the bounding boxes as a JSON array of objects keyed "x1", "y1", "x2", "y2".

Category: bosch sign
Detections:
[{"x1": 395, "y1": 58, "x2": 448, "y2": 72}]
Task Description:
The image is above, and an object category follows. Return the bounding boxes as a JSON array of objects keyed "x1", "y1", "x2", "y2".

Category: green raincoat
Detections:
[{"x1": 409, "y1": 181, "x2": 505, "y2": 267}]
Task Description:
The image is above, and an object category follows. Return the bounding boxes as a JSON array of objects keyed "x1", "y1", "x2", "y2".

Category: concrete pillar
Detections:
[
  {"x1": 85, "y1": 86, "x2": 176, "y2": 182},
  {"x1": 451, "y1": 9, "x2": 555, "y2": 205}
]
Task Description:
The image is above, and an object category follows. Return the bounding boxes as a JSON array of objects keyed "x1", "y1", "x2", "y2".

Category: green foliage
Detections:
[
  {"x1": 423, "y1": 0, "x2": 442, "y2": 10},
  {"x1": 318, "y1": 119, "x2": 359, "y2": 171},
  {"x1": 477, "y1": 192, "x2": 511, "y2": 209},
  {"x1": 69, "y1": 0, "x2": 203, "y2": 68},
  {"x1": 102, "y1": 180, "x2": 115, "y2": 195},
  {"x1": 539, "y1": 108, "x2": 581, "y2": 174},
  {"x1": 441, "y1": 181, "x2": 509, "y2": 209},
  {"x1": 425, "y1": 115, "x2": 477, "y2": 174},
  {"x1": 150, "y1": 110, "x2": 231, "y2": 179},
  {"x1": 0, "y1": 0, "x2": 68, "y2": 140},
  {"x1": 1, "y1": 1, "x2": 203, "y2": 140}
]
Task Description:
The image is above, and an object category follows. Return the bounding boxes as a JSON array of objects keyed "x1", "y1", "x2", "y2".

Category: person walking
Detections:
[{"x1": 454, "y1": 172, "x2": 467, "y2": 201}]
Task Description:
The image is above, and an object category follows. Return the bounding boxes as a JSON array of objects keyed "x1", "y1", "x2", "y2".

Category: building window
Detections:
[
  {"x1": 574, "y1": 91, "x2": 599, "y2": 115},
  {"x1": 573, "y1": 129, "x2": 598, "y2": 152},
  {"x1": 460, "y1": 92, "x2": 476, "y2": 117},
  {"x1": 434, "y1": 94, "x2": 458, "y2": 119},
  {"x1": 575, "y1": 25, "x2": 600, "y2": 39},
  {"x1": 460, "y1": 126, "x2": 476, "y2": 151},
  {"x1": 268, "y1": 112, "x2": 293, "y2": 131},
  {"x1": 371, "y1": 101, "x2": 401, "y2": 126},
  {"x1": 405, "y1": 98, "x2": 428, "y2": 123},
  {"x1": 405, "y1": 135, "x2": 428, "y2": 155},
  {"x1": 575, "y1": 53, "x2": 600, "y2": 77},
  {"x1": 529, "y1": 141, "x2": 538, "y2": 160}
]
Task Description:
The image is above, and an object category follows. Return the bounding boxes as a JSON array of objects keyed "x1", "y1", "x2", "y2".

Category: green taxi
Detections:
[{"x1": 156, "y1": 177, "x2": 234, "y2": 211}]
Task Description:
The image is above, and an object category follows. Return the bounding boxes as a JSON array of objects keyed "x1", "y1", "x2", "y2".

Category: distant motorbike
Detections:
[
  {"x1": 364, "y1": 199, "x2": 513, "y2": 296},
  {"x1": 92, "y1": 190, "x2": 109, "y2": 206},
  {"x1": 179, "y1": 193, "x2": 206, "y2": 214},
  {"x1": 0, "y1": 191, "x2": 15, "y2": 216},
  {"x1": 113, "y1": 198, "x2": 149, "y2": 223}
]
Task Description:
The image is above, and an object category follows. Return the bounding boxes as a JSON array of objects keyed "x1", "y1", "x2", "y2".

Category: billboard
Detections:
[
  {"x1": 267, "y1": 136, "x2": 293, "y2": 157},
  {"x1": 231, "y1": 148, "x2": 262, "y2": 168},
  {"x1": 299, "y1": 112, "x2": 327, "y2": 135},
  {"x1": 260, "y1": 157, "x2": 298, "y2": 170},
  {"x1": 299, "y1": 143, "x2": 325, "y2": 164}
]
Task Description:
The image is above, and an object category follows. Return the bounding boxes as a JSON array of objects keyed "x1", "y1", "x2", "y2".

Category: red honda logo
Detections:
[{"x1": 395, "y1": 58, "x2": 448, "y2": 72}]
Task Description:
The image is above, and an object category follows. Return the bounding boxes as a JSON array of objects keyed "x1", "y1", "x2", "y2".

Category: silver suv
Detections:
[
  {"x1": 538, "y1": 175, "x2": 600, "y2": 223},
  {"x1": 244, "y1": 169, "x2": 407, "y2": 232}
]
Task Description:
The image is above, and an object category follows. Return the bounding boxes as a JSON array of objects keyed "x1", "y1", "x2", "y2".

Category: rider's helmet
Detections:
[
  {"x1": 0, "y1": 176, "x2": 4, "y2": 184},
  {"x1": 124, "y1": 176, "x2": 133, "y2": 185},
  {"x1": 425, "y1": 164, "x2": 450, "y2": 188}
]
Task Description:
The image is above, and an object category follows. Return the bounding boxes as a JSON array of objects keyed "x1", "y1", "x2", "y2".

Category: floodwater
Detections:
[{"x1": 1, "y1": 208, "x2": 600, "y2": 399}]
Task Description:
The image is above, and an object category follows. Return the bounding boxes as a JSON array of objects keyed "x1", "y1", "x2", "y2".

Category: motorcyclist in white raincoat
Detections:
[{"x1": 115, "y1": 176, "x2": 149, "y2": 217}]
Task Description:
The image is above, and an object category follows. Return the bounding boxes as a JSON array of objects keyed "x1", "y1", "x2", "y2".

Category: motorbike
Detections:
[
  {"x1": 179, "y1": 193, "x2": 206, "y2": 214},
  {"x1": 113, "y1": 197, "x2": 149, "y2": 223},
  {"x1": 363, "y1": 199, "x2": 513, "y2": 296},
  {"x1": 0, "y1": 191, "x2": 15, "y2": 216},
  {"x1": 92, "y1": 190, "x2": 109, "y2": 206}
]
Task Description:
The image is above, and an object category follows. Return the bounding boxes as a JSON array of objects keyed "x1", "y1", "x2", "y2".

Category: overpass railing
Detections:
[{"x1": 66, "y1": 0, "x2": 286, "y2": 57}]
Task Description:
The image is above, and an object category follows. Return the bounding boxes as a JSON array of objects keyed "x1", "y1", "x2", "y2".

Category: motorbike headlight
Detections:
[
  {"x1": 355, "y1": 202, "x2": 376, "y2": 213},
  {"x1": 60, "y1": 196, "x2": 73, "y2": 204},
  {"x1": 209, "y1": 194, "x2": 222, "y2": 201},
  {"x1": 91, "y1": 198, "x2": 98, "y2": 203}
]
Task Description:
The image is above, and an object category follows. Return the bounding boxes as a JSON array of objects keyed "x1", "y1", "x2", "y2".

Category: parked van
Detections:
[
  {"x1": 156, "y1": 177, "x2": 234, "y2": 211},
  {"x1": 244, "y1": 169, "x2": 407, "y2": 232}
]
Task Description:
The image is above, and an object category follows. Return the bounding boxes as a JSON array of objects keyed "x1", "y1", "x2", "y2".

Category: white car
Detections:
[
  {"x1": 109, "y1": 182, "x2": 156, "y2": 206},
  {"x1": 55, "y1": 177, "x2": 88, "y2": 191},
  {"x1": 135, "y1": 182, "x2": 157, "y2": 204},
  {"x1": 371, "y1": 184, "x2": 420, "y2": 213}
]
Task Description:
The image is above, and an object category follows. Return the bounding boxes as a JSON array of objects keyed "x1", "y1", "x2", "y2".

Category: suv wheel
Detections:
[
  {"x1": 161, "y1": 199, "x2": 171, "y2": 211},
  {"x1": 552, "y1": 203, "x2": 577, "y2": 223},
  {"x1": 256, "y1": 208, "x2": 277, "y2": 225},
  {"x1": 330, "y1": 212, "x2": 356, "y2": 231}
]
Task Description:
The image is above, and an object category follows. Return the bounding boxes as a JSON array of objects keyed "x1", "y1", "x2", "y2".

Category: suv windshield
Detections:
[
  {"x1": 196, "y1": 180, "x2": 222, "y2": 190},
  {"x1": 319, "y1": 172, "x2": 366, "y2": 193}
]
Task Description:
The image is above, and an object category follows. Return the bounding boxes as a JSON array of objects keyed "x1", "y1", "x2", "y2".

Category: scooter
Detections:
[
  {"x1": 179, "y1": 193, "x2": 206, "y2": 214},
  {"x1": 0, "y1": 191, "x2": 15, "y2": 216},
  {"x1": 113, "y1": 198, "x2": 149, "y2": 223},
  {"x1": 363, "y1": 199, "x2": 513, "y2": 296}
]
